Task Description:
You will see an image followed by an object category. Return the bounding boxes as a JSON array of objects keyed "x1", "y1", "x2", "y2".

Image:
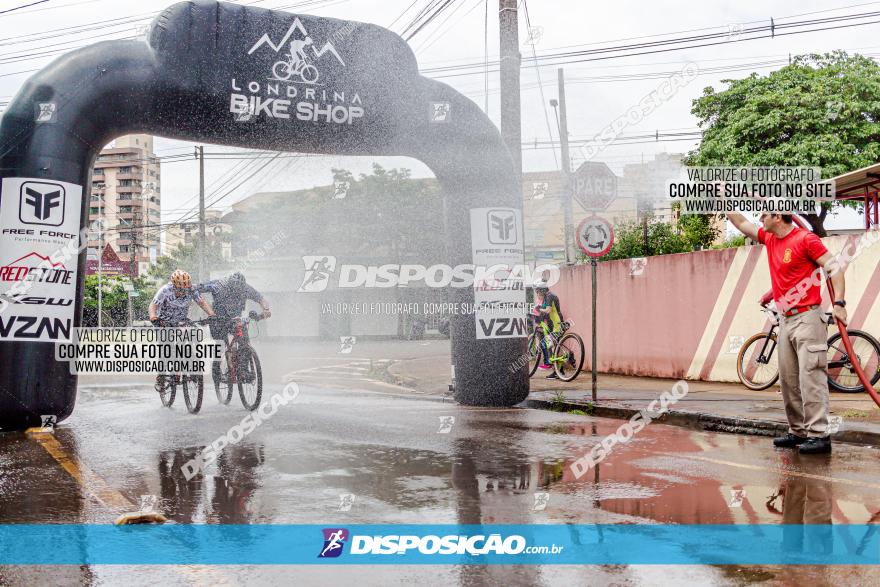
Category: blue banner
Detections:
[{"x1": 0, "y1": 524, "x2": 877, "y2": 565}]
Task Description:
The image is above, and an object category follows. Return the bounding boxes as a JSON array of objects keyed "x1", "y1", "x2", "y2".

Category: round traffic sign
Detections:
[{"x1": 576, "y1": 216, "x2": 614, "y2": 258}]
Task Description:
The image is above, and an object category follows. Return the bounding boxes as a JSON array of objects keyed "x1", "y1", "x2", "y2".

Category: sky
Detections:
[{"x1": 1, "y1": 0, "x2": 878, "y2": 230}]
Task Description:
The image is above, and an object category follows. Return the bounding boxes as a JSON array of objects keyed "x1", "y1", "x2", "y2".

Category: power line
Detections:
[
  {"x1": 0, "y1": 1, "x2": 50, "y2": 16},
  {"x1": 521, "y1": 0, "x2": 557, "y2": 168},
  {"x1": 421, "y1": 9, "x2": 880, "y2": 78}
]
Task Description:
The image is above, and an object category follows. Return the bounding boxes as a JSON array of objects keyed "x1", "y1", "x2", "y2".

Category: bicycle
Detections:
[
  {"x1": 272, "y1": 52, "x2": 319, "y2": 83},
  {"x1": 736, "y1": 304, "x2": 880, "y2": 393},
  {"x1": 153, "y1": 318, "x2": 211, "y2": 414},
  {"x1": 211, "y1": 311, "x2": 265, "y2": 411},
  {"x1": 526, "y1": 318, "x2": 585, "y2": 382}
]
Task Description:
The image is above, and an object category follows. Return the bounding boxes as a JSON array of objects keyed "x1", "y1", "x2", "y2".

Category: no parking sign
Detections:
[{"x1": 576, "y1": 216, "x2": 614, "y2": 258}]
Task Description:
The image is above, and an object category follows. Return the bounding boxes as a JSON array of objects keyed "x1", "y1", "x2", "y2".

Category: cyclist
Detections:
[
  {"x1": 288, "y1": 36, "x2": 313, "y2": 71},
  {"x1": 149, "y1": 269, "x2": 215, "y2": 327},
  {"x1": 533, "y1": 278, "x2": 565, "y2": 379},
  {"x1": 196, "y1": 271, "x2": 271, "y2": 344}
]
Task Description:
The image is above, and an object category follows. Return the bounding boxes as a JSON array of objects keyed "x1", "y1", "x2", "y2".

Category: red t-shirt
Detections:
[{"x1": 757, "y1": 226, "x2": 828, "y2": 311}]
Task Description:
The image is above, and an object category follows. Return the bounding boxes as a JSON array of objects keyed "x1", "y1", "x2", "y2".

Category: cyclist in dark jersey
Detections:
[
  {"x1": 196, "y1": 272, "x2": 271, "y2": 341},
  {"x1": 534, "y1": 279, "x2": 565, "y2": 379}
]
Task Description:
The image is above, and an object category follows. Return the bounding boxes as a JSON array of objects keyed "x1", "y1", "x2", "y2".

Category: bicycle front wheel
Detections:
[
  {"x1": 827, "y1": 330, "x2": 880, "y2": 393},
  {"x1": 553, "y1": 332, "x2": 585, "y2": 382},
  {"x1": 157, "y1": 374, "x2": 176, "y2": 407},
  {"x1": 736, "y1": 332, "x2": 779, "y2": 391},
  {"x1": 182, "y1": 375, "x2": 204, "y2": 414},
  {"x1": 237, "y1": 349, "x2": 263, "y2": 411},
  {"x1": 213, "y1": 358, "x2": 233, "y2": 405}
]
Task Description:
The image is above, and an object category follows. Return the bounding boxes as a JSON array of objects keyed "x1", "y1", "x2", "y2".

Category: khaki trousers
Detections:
[{"x1": 778, "y1": 308, "x2": 829, "y2": 437}]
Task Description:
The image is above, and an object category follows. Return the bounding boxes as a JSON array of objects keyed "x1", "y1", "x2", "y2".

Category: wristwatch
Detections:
[{"x1": 833, "y1": 300, "x2": 846, "y2": 308}]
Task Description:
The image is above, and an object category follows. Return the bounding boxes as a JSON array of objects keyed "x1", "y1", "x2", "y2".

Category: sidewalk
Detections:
[{"x1": 388, "y1": 356, "x2": 880, "y2": 446}]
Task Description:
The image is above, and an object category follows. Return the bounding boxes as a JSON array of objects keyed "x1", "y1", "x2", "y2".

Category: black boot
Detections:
[
  {"x1": 773, "y1": 433, "x2": 808, "y2": 448},
  {"x1": 798, "y1": 437, "x2": 832, "y2": 454}
]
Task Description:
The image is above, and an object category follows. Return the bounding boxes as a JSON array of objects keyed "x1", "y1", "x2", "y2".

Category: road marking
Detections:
[
  {"x1": 25, "y1": 429, "x2": 237, "y2": 584},
  {"x1": 26, "y1": 429, "x2": 134, "y2": 511}
]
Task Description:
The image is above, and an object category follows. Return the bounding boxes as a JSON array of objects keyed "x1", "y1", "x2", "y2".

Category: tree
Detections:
[
  {"x1": 227, "y1": 164, "x2": 446, "y2": 264},
  {"x1": 82, "y1": 274, "x2": 158, "y2": 326},
  {"x1": 149, "y1": 242, "x2": 228, "y2": 283},
  {"x1": 686, "y1": 51, "x2": 880, "y2": 236}
]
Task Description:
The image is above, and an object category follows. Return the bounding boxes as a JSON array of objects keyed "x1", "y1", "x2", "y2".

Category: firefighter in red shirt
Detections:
[{"x1": 727, "y1": 212, "x2": 847, "y2": 454}]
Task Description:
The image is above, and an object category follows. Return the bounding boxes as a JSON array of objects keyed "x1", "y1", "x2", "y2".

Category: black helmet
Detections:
[{"x1": 228, "y1": 271, "x2": 246, "y2": 289}]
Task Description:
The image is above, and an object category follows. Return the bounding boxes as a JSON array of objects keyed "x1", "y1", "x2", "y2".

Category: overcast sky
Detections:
[{"x1": 1, "y1": 0, "x2": 877, "y2": 229}]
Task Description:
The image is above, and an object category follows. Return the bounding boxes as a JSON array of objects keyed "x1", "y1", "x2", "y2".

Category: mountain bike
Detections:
[
  {"x1": 527, "y1": 318, "x2": 585, "y2": 382},
  {"x1": 272, "y1": 52, "x2": 319, "y2": 83},
  {"x1": 736, "y1": 304, "x2": 880, "y2": 392},
  {"x1": 212, "y1": 311, "x2": 265, "y2": 411},
  {"x1": 154, "y1": 318, "x2": 211, "y2": 414}
]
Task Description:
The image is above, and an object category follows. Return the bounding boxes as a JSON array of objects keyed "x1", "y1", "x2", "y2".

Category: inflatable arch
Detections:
[{"x1": 0, "y1": 0, "x2": 530, "y2": 430}]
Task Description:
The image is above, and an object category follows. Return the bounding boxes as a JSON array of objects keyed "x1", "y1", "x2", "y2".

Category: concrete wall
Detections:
[{"x1": 556, "y1": 233, "x2": 880, "y2": 382}]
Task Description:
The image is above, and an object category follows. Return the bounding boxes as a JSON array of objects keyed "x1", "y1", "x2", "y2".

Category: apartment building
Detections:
[{"x1": 87, "y1": 134, "x2": 161, "y2": 276}]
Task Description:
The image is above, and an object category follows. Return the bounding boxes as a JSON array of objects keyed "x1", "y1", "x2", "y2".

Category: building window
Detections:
[
  {"x1": 89, "y1": 207, "x2": 99, "y2": 215},
  {"x1": 118, "y1": 245, "x2": 130, "y2": 252},
  {"x1": 93, "y1": 168, "x2": 104, "y2": 175},
  {"x1": 119, "y1": 206, "x2": 132, "y2": 213}
]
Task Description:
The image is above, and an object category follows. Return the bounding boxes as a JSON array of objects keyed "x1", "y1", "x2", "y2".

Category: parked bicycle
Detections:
[
  {"x1": 212, "y1": 311, "x2": 265, "y2": 411},
  {"x1": 737, "y1": 303, "x2": 880, "y2": 392},
  {"x1": 526, "y1": 318, "x2": 585, "y2": 382},
  {"x1": 154, "y1": 318, "x2": 211, "y2": 414}
]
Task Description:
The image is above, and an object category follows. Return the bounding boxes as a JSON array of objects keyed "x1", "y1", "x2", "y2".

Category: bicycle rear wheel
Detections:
[
  {"x1": 736, "y1": 332, "x2": 779, "y2": 391},
  {"x1": 182, "y1": 375, "x2": 204, "y2": 414},
  {"x1": 827, "y1": 330, "x2": 880, "y2": 393},
  {"x1": 237, "y1": 348, "x2": 263, "y2": 411},
  {"x1": 553, "y1": 332, "x2": 585, "y2": 382},
  {"x1": 527, "y1": 333, "x2": 542, "y2": 376}
]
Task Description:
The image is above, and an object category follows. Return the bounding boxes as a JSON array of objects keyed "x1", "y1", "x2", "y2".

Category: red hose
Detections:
[{"x1": 780, "y1": 215, "x2": 880, "y2": 407}]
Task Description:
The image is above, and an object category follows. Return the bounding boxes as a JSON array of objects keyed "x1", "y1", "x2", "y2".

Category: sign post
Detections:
[{"x1": 576, "y1": 216, "x2": 614, "y2": 402}]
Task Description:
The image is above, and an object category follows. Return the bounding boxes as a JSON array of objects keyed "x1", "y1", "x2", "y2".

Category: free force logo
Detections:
[
  {"x1": 487, "y1": 210, "x2": 517, "y2": 244},
  {"x1": 318, "y1": 528, "x2": 349, "y2": 558},
  {"x1": 19, "y1": 182, "x2": 65, "y2": 227}
]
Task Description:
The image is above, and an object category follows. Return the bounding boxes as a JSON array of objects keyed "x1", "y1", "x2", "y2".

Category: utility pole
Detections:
[
  {"x1": 557, "y1": 68, "x2": 574, "y2": 265},
  {"x1": 196, "y1": 145, "x2": 207, "y2": 283},
  {"x1": 498, "y1": 0, "x2": 522, "y2": 181},
  {"x1": 96, "y1": 190, "x2": 103, "y2": 328},
  {"x1": 128, "y1": 212, "x2": 139, "y2": 327}
]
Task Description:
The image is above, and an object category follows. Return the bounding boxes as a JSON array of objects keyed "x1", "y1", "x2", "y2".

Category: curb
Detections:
[{"x1": 524, "y1": 398, "x2": 880, "y2": 447}]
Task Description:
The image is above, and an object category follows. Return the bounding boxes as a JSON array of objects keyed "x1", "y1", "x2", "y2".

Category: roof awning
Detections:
[{"x1": 832, "y1": 162, "x2": 880, "y2": 200}]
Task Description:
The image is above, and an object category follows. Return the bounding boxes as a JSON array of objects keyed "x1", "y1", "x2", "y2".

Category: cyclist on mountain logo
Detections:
[
  {"x1": 533, "y1": 278, "x2": 565, "y2": 379},
  {"x1": 289, "y1": 36, "x2": 313, "y2": 68},
  {"x1": 272, "y1": 36, "x2": 319, "y2": 83}
]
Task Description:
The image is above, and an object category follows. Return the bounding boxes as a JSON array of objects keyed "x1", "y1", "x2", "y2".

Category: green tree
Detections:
[
  {"x1": 686, "y1": 51, "x2": 880, "y2": 236},
  {"x1": 148, "y1": 242, "x2": 228, "y2": 283},
  {"x1": 227, "y1": 164, "x2": 446, "y2": 263},
  {"x1": 82, "y1": 274, "x2": 157, "y2": 326}
]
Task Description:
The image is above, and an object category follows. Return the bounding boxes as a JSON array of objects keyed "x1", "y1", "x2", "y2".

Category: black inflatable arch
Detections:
[{"x1": 0, "y1": 0, "x2": 530, "y2": 430}]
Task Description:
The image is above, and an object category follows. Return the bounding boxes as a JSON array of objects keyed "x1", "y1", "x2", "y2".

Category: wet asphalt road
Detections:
[{"x1": 1, "y1": 371, "x2": 880, "y2": 585}]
